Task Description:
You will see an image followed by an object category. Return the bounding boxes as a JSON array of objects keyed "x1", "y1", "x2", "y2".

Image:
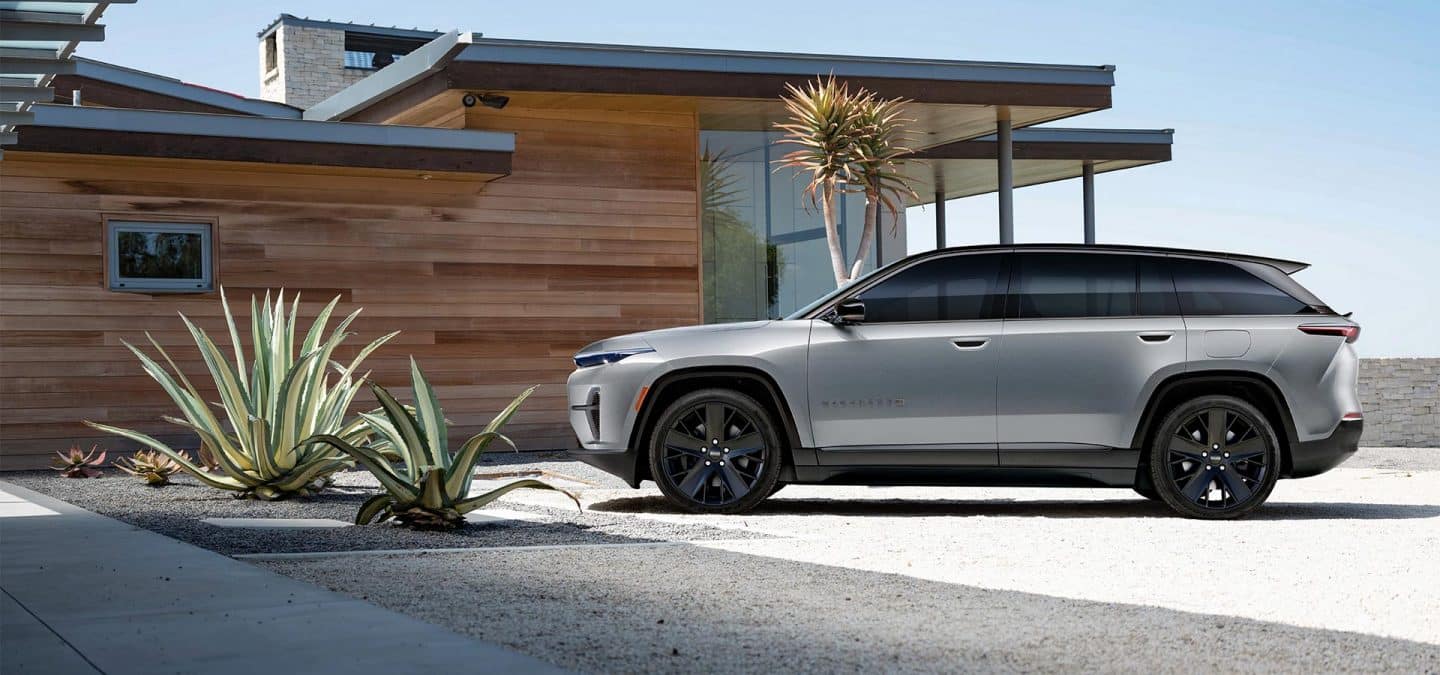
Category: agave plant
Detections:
[
  {"x1": 306, "y1": 359, "x2": 579, "y2": 530},
  {"x1": 114, "y1": 449, "x2": 187, "y2": 486},
  {"x1": 85, "y1": 290, "x2": 397, "y2": 500},
  {"x1": 53, "y1": 445, "x2": 106, "y2": 478},
  {"x1": 846, "y1": 93, "x2": 917, "y2": 281}
]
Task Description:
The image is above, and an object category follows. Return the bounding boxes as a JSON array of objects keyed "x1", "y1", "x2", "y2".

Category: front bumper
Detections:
[
  {"x1": 1288, "y1": 419, "x2": 1363, "y2": 478},
  {"x1": 564, "y1": 357, "x2": 659, "y2": 488}
]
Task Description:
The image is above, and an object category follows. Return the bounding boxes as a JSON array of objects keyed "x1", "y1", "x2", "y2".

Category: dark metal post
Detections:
[
  {"x1": 935, "y1": 187, "x2": 947, "y2": 249},
  {"x1": 1082, "y1": 161, "x2": 1096, "y2": 244}
]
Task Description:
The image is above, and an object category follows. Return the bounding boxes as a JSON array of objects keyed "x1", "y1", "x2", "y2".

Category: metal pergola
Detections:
[{"x1": 0, "y1": 0, "x2": 130, "y2": 157}]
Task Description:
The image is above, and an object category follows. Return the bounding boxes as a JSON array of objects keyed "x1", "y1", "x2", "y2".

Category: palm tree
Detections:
[
  {"x1": 773, "y1": 75, "x2": 864, "y2": 286},
  {"x1": 774, "y1": 76, "x2": 916, "y2": 286},
  {"x1": 847, "y1": 93, "x2": 918, "y2": 281}
]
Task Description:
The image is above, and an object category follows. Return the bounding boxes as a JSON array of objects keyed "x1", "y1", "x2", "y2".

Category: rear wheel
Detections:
[
  {"x1": 1148, "y1": 395, "x2": 1280, "y2": 519},
  {"x1": 648, "y1": 388, "x2": 782, "y2": 514}
]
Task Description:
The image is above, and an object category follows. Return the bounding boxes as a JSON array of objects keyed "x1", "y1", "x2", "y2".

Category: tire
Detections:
[
  {"x1": 648, "y1": 388, "x2": 783, "y2": 514},
  {"x1": 1148, "y1": 394, "x2": 1280, "y2": 519}
]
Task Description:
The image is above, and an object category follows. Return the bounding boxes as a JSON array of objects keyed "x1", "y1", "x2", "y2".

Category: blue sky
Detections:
[{"x1": 80, "y1": 1, "x2": 1438, "y2": 356}]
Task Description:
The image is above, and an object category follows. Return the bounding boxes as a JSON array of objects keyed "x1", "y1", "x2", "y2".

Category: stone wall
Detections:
[
  {"x1": 258, "y1": 24, "x2": 370, "y2": 108},
  {"x1": 1359, "y1": 358, "x2": 1439, "y2": 447}
]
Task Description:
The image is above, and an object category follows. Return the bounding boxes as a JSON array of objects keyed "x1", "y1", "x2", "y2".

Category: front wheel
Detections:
[
  {"x1": 648, "y1": 388, "x2": 783, "y2": 514},
  {"x1": 1148, "y1": 395, "x2": 1280, "y2": 520}
]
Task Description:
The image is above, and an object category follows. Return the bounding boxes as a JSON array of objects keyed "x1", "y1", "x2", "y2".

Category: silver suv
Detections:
[{"x1": 567, "y1": 244, "x2": 1363, "y2": 519}]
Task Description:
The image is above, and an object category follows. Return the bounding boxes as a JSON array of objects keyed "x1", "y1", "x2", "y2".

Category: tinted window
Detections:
[
  {"x1": 1138, "y1": 256, "x2": 1179, "y2": 316},
  {"x1": 1012, "y1": 253, "x2": 1136, "y2": 318},
  {"x1": 857, "y1": 253, "x2": 1008, "y2": 322},
  {"x1": 1172, "y1": 258, "x2": 1313, "y2": 315}
]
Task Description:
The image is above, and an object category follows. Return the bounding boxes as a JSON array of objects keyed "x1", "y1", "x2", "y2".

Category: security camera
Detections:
[{"x1": 461, "y1": 92, "x2": 509, "y2": 109}]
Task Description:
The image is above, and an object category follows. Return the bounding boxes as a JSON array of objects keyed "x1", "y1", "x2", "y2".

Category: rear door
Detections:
[
  {"x1": 807, "y1": 252, "x2": 1009, "y2": 465},
  {"x1": 996, "y1": 253, "x2": 1187, "y2": 463}
]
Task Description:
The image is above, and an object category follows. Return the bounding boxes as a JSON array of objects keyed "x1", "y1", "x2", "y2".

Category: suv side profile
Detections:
[{"x1": 567, "y1": 244, "x2": 1363, "y2": 519}]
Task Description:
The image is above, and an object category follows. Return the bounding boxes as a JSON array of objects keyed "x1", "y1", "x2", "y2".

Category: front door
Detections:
[
  {"x1": 807, "y1": 252, "x2": 1010, "y2": 465},
  {"x1": 996, "y1": 253, "x2": 1187, "y2": 464}
]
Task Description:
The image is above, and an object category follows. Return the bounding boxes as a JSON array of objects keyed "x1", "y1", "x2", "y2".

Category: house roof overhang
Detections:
[
  {"x1": 903, "y1": 127, "x2": 1173, "y2": 206},
  {"x1": 305, "y1": 32, "x2": 1116, "y2": 148},
  {"x1": 49, "y1": 58, "x2": 302, "y2": 117},
  {"x1": 7, "y1": 104, "x2": 515, "y2": 176},
  {"x1": 0, "y1": 0, "x2": 130, "y2": 152}
]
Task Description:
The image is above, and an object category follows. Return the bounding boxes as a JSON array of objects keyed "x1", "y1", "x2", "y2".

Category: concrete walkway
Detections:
[{"x1": 0, "y1": 481, "x2": 565, "y2": 675}]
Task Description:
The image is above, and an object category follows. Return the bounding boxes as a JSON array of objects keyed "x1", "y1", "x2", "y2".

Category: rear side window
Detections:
[
  {"x1": 857, "y1": 253, "x2": 1008, "y2": 322},
  {"x1": 1138, "y1": 256, "x2": 1179, "y2": 316},
  {"x1": 1171, "y1": 258, "x2": 1314, "y2": 315},
  {"x1": 1011, "y1": 253, "x2": 1136, "y2": 318}
]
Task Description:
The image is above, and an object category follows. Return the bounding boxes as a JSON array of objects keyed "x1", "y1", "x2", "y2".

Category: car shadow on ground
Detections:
[{"x1": 587, "y1": 495, "x2": 1440, "y2": 520}]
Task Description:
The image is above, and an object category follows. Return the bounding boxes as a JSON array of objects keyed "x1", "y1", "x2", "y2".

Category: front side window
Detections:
[
  {"x1": 107, "y1": 220, "x2": 213, "y2": 292},
  {"x1": 1012, "y1": 253, "x2": 1137, "y2": 319},
  {"x1": 856, "y1": 253, "x2": 1009, "y2": 323},
  {"x1": 1171, "y1": 258, "x2": 1313, "y2": 315}
]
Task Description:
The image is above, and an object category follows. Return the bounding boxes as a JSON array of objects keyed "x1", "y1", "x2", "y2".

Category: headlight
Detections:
[{"x1": 573, "y1": 347, "x2": 654, "y2": 368}]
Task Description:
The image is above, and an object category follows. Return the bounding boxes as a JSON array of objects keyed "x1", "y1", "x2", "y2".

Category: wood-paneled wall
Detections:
[{"x1": 0, "y1": 103, "x2": 701, "y2": 468}]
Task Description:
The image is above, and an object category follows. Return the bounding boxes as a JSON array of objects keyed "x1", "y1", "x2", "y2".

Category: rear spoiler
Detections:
[{"x1": 1164, "y1": 249, "x2": 1310, "y2": 274}]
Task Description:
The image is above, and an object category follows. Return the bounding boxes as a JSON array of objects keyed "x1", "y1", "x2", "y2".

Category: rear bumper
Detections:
[{"x1": 1288, "y1": 419, "x2": 1363, "y2": 478}]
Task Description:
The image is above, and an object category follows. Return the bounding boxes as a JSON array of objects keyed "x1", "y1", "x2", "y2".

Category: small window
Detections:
[
  {"x1": 856, "y1": 253, "x2": 1009, "y2": 323},
  {"x1": 1138, "y1": 256, "x2": 1179, "y2": 316},
  {"x1": 107, "y1": 220, "x2": 213, "y2": 292},
  {"x1": 1012, "y1": 253, "x2": 1137, "y2": 319},
  {"x1": 1171, "y1": 258, "x2": 1313, "y2": 315},
  {"x1": 264, "y1": 34, "x2": 277, "y2": 73}
]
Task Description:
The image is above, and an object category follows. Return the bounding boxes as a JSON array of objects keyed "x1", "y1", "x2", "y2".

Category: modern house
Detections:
[{"x1": 0, "y1": 15, "x2": 1174, "y2": 468}]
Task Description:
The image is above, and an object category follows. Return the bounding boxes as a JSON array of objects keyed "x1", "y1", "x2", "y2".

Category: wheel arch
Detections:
[
  {"x1": 627, "y1": 366, "x2": 803, "y2": 485},
  {"x1": 1131, "y1": 371, "x2": 1300, "y2": 480}
]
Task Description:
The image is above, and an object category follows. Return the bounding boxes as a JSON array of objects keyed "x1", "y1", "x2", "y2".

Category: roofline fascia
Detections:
[
  {"x1": 454, "y1": 38, "x2": 1116, "y2": 86},
  {"x1": 72, "y1": 57, "x2": 301, "y2": 118},
  {"x1": 304, "y1": 30, "x2": 472, "y2": 121},
  {"x1": 26, "y1": 103, "x2": 514, "y2": 152},
  {"x1": 968, "y1": 127, "x2": 1173, "y2": 144},
  {"x1": 257, "y1": 13, "x2": 444, "y2": 41}
]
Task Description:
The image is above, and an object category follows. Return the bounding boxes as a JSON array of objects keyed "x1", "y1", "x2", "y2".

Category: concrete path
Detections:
[{"x1": 0, "y1": 481, "x2": 565, "y2": 675}]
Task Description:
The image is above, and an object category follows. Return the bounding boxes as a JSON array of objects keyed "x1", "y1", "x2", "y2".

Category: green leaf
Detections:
[
  {"x1": 83, "y1": 421, "x2": 247, "y2": 491},
  {"x1": 454, "y1": 479, "x2": 581, "y2": 515},
  {"x1": 356, "y1": 494, "x2": 394, "y2": 525},
  {"x1": 370, "y1": 382, "x2": 431, "y2": 469},
  {"x1": 408, "y1": 358, "x2": 448, "y2": 471},
  {"x1": 303, "y1": 434, "x2": 418, "y2": 501}
]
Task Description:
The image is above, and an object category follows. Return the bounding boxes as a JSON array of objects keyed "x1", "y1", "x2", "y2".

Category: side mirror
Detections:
[{"x1": 833, "y1": 298, "x2": 866, "y2": 325}]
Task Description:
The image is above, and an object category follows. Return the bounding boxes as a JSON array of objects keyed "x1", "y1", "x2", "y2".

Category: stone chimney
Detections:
[{"x1": 257, "y1": 15, "x2": 439, "y2": 109}]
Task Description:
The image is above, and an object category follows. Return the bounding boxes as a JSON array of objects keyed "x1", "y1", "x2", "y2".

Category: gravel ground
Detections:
[
  {"x1": 257, "y1": 545, "x2": 1440, "y2": 674},
  {"x1": 2, "y1": 452, "x2": 758, "y2": 556}
]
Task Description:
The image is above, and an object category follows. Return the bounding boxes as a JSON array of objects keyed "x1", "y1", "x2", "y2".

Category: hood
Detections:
[{"x1": 577, "y1": 321, "x2": 773, "y2": 355}]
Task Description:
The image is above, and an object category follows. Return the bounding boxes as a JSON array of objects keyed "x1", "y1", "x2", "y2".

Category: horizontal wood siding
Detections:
[{"x1": 0, "y1": 103, "x2": 700, "y2": 469}]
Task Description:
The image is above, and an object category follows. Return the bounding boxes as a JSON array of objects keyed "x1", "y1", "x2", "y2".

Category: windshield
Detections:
[{"x1": 783, "y1": 262, "x2": 892, "y2": 320}]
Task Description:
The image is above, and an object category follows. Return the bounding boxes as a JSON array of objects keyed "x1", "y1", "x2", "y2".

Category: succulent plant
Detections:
[
  {"x1": 53, "y1": 445, "x2": 106, "y2": 478},
  {"x1": 114, "y1": 449, "x2": 188, "y2": 486},
  {"x1": 306, "y1": 359, "x2": 579, "y2": 530},
  {"x1": 85, "y1": 289, "x2": 396, "y2": 500}
]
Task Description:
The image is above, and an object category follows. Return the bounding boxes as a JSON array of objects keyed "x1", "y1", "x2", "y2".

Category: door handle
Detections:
[
  {"x1": 1137, "y1": 332, "x2": 1174, "y2": 343},
  {"x1": 952, "y1": 337, "x2": 990, "y2": 350}
]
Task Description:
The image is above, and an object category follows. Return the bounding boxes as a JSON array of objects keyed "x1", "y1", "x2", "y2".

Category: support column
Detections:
[
  {"x1": 935, "y1": 186, "x2": 947, "y2": 249},
  {"x1": 996, "y1": 109, "x2": 1014, "y2": 244},
  {"x1": 1082, "y1": 161, "x2": 1096, "y2": 245}
]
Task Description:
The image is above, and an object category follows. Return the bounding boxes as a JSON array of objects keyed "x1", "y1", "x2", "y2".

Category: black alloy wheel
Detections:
[
  {"x1": 649, "y1": 388, "x2": 782, "y2": 514},
  {"x1": 1149, "y1": 395, "x2": 1280, "y2": 519}
]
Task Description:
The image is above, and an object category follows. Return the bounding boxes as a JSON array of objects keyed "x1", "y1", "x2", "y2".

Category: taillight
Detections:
[{"x1": 1299, "y1": 324, "x2": 1360, "y2": 343}]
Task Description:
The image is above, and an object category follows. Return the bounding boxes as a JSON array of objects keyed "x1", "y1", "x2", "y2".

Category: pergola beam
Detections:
[
  {"x1": 0, "y1": 58, "x2": 77, "y2": 76},
  {"x1": 0, "y1": 17, "x2": 106, "y2": 43}
]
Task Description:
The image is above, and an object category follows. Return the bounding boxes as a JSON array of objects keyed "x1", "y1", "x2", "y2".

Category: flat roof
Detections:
[
  {"x1": 906, "y1": 127, "x2": 1173, "y2": 205},
  {"x1": 306, "y1": 31, "x2": 1115, "y2": 124},
  {"x1": 10, "y1": 104, "x2": 514, "y2": 174},
  {"x1": 24, "y1": 103, "x2": 512, "y2": 151},
  {"x1": 69, "y1": 58, "x2": 301, "y2": 118}
]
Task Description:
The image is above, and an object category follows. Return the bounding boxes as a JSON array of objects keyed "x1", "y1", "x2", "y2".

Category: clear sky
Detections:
[{"x1": 79, "y1": 1, "x2": 1439, "y2": 356}]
